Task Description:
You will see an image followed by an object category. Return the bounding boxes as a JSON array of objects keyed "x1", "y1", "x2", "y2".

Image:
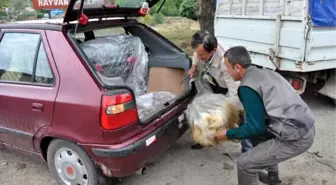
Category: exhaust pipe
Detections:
[{"x1": 135, "y1": 167, "x2": 147, "y2": 175}]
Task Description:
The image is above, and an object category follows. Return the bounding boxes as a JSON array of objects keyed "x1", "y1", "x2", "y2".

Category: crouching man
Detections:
[
  {"x1": 188, "y1": 31, "x2": 243, "y2": 149},
  {"x1": 215, "y1": 46, "x2": 315, "y2": 185}
]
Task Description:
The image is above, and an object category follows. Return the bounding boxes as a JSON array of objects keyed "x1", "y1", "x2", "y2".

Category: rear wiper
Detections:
[
  {"x1": 157, "y1": 0, "x2": 167, "y2": 13},
  {"x1": 73, "y1": 0, "x2": 85, "y2": 37}
]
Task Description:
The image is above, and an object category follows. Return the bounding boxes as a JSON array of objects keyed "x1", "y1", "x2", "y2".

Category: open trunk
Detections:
[{"x1": 68, "y1": 20, "x2": 192, "y2": 123}]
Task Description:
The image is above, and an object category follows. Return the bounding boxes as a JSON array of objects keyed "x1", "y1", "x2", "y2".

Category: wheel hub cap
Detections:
[
  {"x1": 65, "y1": 165, "x2": 76, "y2": 178},
  {"x1": 54, "y1": 148, "x2": 89, "y2": 185}
]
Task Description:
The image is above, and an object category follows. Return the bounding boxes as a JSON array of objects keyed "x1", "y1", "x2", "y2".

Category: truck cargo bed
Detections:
[{"x1": 215, "y1": 0, "x2": 336, "y2": 72}]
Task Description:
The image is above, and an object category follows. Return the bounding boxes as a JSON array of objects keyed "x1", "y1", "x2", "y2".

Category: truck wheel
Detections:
[
  {"x1": 333, "y1": 99, "x2": 336, "y2": 105},
  {"x1": 47, "y1": 139, "x2": 103, "y2": 185}
]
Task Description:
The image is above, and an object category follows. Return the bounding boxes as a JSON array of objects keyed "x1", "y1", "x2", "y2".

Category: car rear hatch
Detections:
[
  {"x1": 63, "y1": 0, "x2": 160, "y2": 23},
  {"x1": 64, "y1": 0, "x2": 195, "y2": 130}
]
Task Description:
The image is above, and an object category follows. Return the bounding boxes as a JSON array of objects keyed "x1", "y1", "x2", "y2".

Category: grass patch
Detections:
[
  {"x1": 156, "y1": 28, "x2": 196, "y2": 56},
  {"x1": 153, "y1": 17, "x2": 199, "y2": 56}
]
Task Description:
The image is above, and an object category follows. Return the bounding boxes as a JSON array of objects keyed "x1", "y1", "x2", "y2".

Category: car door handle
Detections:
[{"x1": 32, "y1": 103, "x2": 44, "y2": 112}]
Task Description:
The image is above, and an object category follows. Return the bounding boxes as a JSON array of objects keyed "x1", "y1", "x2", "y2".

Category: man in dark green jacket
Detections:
[{"x1": 215, "y1": 46, "x2": 315, "y2": 185}]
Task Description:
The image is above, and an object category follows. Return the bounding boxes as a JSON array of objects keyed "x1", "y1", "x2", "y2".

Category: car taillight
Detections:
[{"x1": 101, "y1": 93, "x2": 138, "y2": 130}]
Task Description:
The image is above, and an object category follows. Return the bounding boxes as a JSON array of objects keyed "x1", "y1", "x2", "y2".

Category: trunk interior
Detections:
[{"x1": 69, "y1": 19, "x2": 192, "y2": 123}]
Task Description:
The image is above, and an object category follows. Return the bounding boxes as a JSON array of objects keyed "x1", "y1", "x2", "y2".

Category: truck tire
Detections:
[
  {"x1": 47, "y1": 139, "x2": 110, "y2": 185},
  {"x1": 333, "y1": 99, "x2": 336, "y2": 105}
]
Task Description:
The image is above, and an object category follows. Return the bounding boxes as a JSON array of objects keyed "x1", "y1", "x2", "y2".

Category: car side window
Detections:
[
  {"x1": 0, "y1": 32, "x2": 54, "y2": 85},
  {"x1": 35, "y1": 43, "x2": 54, "y2": 84}
]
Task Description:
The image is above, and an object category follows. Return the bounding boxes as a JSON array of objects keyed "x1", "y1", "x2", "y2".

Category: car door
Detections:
[{"x1": 0, "y1": 29, "x2": 59, "y2": 152}]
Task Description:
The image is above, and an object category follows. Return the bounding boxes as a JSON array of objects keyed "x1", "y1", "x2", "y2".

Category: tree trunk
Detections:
[{"x1": 196, "y1": 0, "x2": 215, "y2": 35}]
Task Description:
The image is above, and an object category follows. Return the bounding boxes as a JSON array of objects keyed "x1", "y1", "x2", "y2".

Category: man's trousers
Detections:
[{"x1": 236, "y1": 126, "x2": 315, "y2": 185}]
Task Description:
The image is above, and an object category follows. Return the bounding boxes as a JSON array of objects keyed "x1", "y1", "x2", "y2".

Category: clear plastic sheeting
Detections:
[
  {"x1": 136, "y1": 91, "x2": 176, "y2": 120},
  {"x1": 79, "y1": 35, "x2": 148, "y2": 96},
  {"x1": 193, "y1": 68, "x2": 243, "y2": 110},
  {"x1": 185, "y1": 93, "x2": 241, "y2": 146}
]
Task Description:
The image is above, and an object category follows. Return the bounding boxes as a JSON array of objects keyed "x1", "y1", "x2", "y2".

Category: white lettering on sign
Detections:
[{"x1": 38, "y1": 0, "x2": 69, "y2": 7}]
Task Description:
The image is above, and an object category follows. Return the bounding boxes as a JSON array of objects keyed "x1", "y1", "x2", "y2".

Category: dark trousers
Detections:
[
  {"x1": 237, "y1": 127, "x2": 315, "y2": 185},
  {"x1": 209, "y1": 76, "x2": 228, "y2": 95}
]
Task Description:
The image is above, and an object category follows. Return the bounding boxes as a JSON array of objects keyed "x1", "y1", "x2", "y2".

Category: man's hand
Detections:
[
  {"x1": 215, "y1": 128, "x2": 229, "y2": 141},
  {"x1": 188, "y1": 65, "x2": 198, "y2": 78}
]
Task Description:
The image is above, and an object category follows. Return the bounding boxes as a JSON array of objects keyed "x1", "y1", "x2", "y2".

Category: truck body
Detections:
[{"x1": 214, "y1": 0, "x2": 336, "y2": 100}]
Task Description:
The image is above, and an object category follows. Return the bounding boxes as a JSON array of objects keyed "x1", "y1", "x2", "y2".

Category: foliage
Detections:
[
  {"x1": 36, "y1": 10, "x2": 45, "y2": 19},
  {"x1": 151, "y1": 12, "x2": 165, "y2": 25},
  {"x1": 150, "y1": 0, "x2": 182, "y2": 16},
  {"x1": 116, "y1": 0, "x2": 146, "y2": 8},
  {"x1": 12, "y1": 0, "x2": 26, "y2": 11},
  {"x1": 17, "y1": 10, "x2": 37, "y2": 21},
  {"x1": 139, "y1": 14, "x2": 152, "y2": 25},
  {"x1": 0, "y1": 0, "x2": 11, "y2": 10},
  {"x1": 179, "y1": 0, "x2": 197, "y2": 20},
  {"x1": 0, "y1": 11, "x2": 8, "y2": 23}
]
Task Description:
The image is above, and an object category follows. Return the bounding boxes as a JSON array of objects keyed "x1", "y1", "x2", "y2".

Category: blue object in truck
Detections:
[
  {"x1": 309, "y1": 0, "x2": 336, "y2": 26},
  {"x1": 50, "y1": 9, "x2": 64, "y2": 17}
]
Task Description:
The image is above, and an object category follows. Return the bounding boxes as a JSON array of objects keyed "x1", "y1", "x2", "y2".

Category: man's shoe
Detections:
[
  {"x1": 258, "y1": 171, "x2": 282, "y2": 185},
  {"x1": 258, "y1": 172, "x2": 269, "y2": 184},
  {"x1": 191, "y1": 143, "x2": 204, "y2": 150}
]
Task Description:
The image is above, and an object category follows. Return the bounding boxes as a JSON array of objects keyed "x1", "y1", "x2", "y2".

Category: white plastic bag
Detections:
[
  {"x1": 185, "y1": 93, "x2": 241, "y2": 146},
  {"x1": 136, "y1": 91, "x2": 176, "y2": 119}
]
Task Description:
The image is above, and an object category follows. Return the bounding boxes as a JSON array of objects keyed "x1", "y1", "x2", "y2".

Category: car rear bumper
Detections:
[{"x1": 83, "y1": 113, "x2": 189, "y2": 177}]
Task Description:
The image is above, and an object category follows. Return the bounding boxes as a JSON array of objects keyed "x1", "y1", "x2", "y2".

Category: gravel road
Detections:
[{"x1": 0, "y1": 91, "x2": 335, "y2": 185}]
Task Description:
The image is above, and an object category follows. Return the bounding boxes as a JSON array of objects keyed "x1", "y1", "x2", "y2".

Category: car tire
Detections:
[{"x1": 47, "y1": 139, "x2": 108, "y2": 185}]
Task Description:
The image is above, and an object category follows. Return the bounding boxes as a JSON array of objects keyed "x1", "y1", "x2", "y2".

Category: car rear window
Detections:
[{"x1": 75, "y1": 26, "x2": 149, "y2": 96}]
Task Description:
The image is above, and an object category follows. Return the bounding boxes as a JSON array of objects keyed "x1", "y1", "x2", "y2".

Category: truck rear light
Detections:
[
  {"x1": 291, "y1": 79, "x2": 301, "y2": 90},
  {"x1": 288, "y1": 78, "x2": 302, "y2": 90},
  {"x1": 101, "y1": 93, "x2": 138, "y2": 130}
]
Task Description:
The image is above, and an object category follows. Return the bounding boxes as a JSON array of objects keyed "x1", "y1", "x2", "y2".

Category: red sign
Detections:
[{"x1": 32, "y1": 0, "x2": 70, "y2": 10}]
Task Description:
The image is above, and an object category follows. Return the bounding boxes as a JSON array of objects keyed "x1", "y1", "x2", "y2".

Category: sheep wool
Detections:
[{"x1": 186, "y1": 93, "x2": 242, "y2": 147}]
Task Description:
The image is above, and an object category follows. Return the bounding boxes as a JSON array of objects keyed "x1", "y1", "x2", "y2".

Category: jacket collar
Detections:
[
  {"x1": 210, "y1": 44, "x2": 225, "y2": 68},
  {"x1": 241, "y1": 65, "x2": 257, "y2": 82}
]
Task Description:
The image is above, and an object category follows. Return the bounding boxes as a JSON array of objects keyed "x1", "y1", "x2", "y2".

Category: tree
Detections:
[
  {"x1": 179, "y1": 0, "x2": 197, "y2": 21},
  {"x1": 151, "y1": 0, "x2": 182, "y2": 16},
  {"x1": 0, "y1": 0, "x2": 11, "y2": 10},
  {"x1": 196, "y1": 0, "x2": 216, "y2": 34}
]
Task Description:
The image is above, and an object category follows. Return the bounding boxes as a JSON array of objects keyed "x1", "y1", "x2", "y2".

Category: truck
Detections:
[{"x1": 214, "y1": 0, "x2": 336, "y2": 103}]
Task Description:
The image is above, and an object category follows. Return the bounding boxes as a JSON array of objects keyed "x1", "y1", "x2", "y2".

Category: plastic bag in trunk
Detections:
[
  {"x1": 79, "y1": 35, "x2": 148, "y2": 96},
  {"x1": 185, "y1": 93, "x2": 242, "y2": 146},
  {"x1": 136, "y1": 91, "x2": 176, "y2": 120}
]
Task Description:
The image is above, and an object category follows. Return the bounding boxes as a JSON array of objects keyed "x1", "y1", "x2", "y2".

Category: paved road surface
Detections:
[{"x1": 0, "y1": 91, "x2": 335, "y2": 185}]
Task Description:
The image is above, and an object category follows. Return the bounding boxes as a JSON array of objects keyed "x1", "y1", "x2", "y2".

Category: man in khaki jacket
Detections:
[{"x1": 188, "y1": 31, "x2": 244, "y2": 149}]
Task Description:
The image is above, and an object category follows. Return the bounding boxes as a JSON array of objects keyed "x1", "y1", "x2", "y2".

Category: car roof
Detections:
[
  {"x1": 0, "y1": 19, "x2": 64, "y2": 31},
  {"x1": 0, "y1": 17, "x2": 128, "y2": 31}
]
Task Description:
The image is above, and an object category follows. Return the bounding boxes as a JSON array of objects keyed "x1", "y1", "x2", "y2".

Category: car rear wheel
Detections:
[{"x1": 47, "y1": 139, "x2": 103, "y2": 185}]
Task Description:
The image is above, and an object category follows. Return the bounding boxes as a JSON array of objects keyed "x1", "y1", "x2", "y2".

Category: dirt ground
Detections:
[{"x1": 0, "y1": 90, "x2": 335, "y2": 185}]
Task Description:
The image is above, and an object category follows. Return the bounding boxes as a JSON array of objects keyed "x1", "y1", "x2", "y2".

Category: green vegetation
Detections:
[
  {"x1": 179, "y1": 0, "x2": 197, "y2": 20},
  {"x1": 154, "y1": 17, "x2": 199, "y2": 55}
]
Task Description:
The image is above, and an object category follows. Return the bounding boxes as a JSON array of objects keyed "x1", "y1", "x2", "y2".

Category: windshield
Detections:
[{"x1": 74, "y1": 0, "x2": 148, "y2": 9}]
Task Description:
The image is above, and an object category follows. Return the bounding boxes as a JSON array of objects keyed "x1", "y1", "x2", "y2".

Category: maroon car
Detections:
[{"x1": 0, "y1": 0, "x2": 196, "y2": 184}]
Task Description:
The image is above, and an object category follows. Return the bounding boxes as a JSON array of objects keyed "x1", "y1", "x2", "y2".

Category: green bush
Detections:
[
  {"x1": 150, "y1": 0, "x2": 181, "y2": 16},
  {"x1": 151, "y1": 13, "x2": 165, "y2": 25},
  {"x1": 0, "y1": 11, "x2": 9, "y2": 23},
  {"x1": 179, "y1": 0, "x2": 197, "y2": 20},
  {"x1": 36, "y1": 10, "x2": 45, "y2": 19},
  {"x1": 139, "y1": 14, "x2": 152, "y2": 25},
  {"x1": 17, "y1": 11, "x2": 37, "y2": 21}
]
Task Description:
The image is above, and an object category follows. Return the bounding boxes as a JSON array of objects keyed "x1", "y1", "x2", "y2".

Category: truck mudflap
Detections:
[{"x1": 318, "y1": 73, "x2": 336, "y2": 101}]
